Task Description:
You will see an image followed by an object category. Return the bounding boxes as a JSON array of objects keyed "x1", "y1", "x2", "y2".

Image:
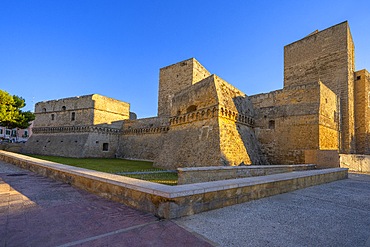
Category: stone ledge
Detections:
[
  {"x1": 0, "y1": 151, "x2": 348, "y2": 219},
  {"x1": 177, "y1": 164, "x2": 317, "y2": 184}
]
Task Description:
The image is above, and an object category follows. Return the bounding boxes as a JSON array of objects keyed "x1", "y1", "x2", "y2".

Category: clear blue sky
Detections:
[{"x1": 1, "y1": 1, "x2": 369, "y2": 118}]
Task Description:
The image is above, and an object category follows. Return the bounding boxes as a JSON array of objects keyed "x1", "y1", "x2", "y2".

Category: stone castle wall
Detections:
[
  {"x1": 251, "y1": 81, "x2": 338, "y2": 164},
  {"x1": 34, "y1": 94, "x2": 130, "y2": 128},
  {"x1": 154, "y1": 74, "x2": 264, "y2": 169},
  {"x1": 155, "y1": 76, "x2": 221, "y2": 168},
  {"x1": 319, "y1": 82, "x2": 339, "y2": 150},
  {"x1": 92, "y1": 94, "x2": 130, "y2": 125},
  {"x1": 25, "y1": 94, "x2": 129, "y2": 158},
  {"x1": 34, "y1": 95, "x2": 95, "y2": 127},
  {"x1": 284, "y1": 21, "x2": 355, "y2": 153},
  {"x1": 214, "y1": 75, "x2": 264, "y2": 165},
  {"x1": 118, "y1": 117, "x2": 169, "y2": 161},
  {"x1": 25, "y1": 128, "x2": 120, "y2": 158},
  {"x1": 354, "y1": 70, "x2": 370, "y2": 154}
]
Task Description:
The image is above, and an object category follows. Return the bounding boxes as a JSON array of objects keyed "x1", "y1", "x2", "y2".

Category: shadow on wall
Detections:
[{"x1": 229, "y1": 95, "x2": 268, "y2": 165}]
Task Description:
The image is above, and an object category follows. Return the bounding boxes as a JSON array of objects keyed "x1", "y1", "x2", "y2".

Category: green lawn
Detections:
[{"x1": 28, "y1": 155, "x2": 177, "y2": 185}]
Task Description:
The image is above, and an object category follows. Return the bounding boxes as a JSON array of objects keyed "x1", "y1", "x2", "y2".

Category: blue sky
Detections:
[{"x1": 1, "y1": 1, "x2": 369, "y2": 118}]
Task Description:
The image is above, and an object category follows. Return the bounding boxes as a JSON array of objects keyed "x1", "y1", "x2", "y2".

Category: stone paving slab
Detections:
[
  {"x1": 0, "y1": 161, "x2": 213, "y2": 247},
  {"x1": 175, "y1": 173, "x2": 370, "y2": 247}
]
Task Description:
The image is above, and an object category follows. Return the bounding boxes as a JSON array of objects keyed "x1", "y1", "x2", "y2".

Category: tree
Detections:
[{"x1": 0, "y1": 90, "x2": 35, "y2": 129}]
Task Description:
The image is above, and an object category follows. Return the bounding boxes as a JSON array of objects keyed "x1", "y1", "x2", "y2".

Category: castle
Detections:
[{"x1": 24, "y1": 21, "x2": 370, "y2": 169}]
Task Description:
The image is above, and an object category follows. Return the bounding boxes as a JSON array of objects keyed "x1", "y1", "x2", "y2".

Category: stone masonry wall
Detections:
[
  {"x1": 34, "y1": 94, "x2": 130, "y2": 128},
  {"x1": 25, "y1": 94, "x2": 128, "y2": 158},
  {"x1": 155, "y1": 74, "x2": 263, "y2": 169},
  {"x1": 214, "y1": 75, "x2": 264, "y2": 165},
  {"x1": 34, "y1": 95, "x2": 95, "y2": 127},
  {"x1": 157, "y1": 58, "x2": 211, "y2": 117},
  {"x1": 155, "y1": 117, "x2": 220, "y2": 169},
  {"x1": 155, "y1": 76, "x2": 220, "y2": 168},
  {"x1": 284, "y1": 21, "x2": 355, "y2": 153},
  {"x1": 118, "y1": 117, "x2": 169, "y2": 161},
  {"x1": 319, "y1": 82, "x2": 339, "y2": 149},
  {"x1": 24, "y1": 130, "x2": 120, "y2": 158},
  {"x1": 354, "y1": 70, "x2": 370, "y2": 154},
  {"x1": 251, "y1": 82, "x2": 323, "y2": 164},
  {"x1": 92, "y1": 94, "x2": 130, "y2": 125}
]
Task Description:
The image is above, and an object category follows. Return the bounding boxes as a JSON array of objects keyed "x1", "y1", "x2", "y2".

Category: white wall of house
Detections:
[{"x1": 0, "y1": 122, "x2": 33, "y2": 142}]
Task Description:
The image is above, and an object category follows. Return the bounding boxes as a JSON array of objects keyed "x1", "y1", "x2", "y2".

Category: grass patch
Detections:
[{"x1": 28, "y1": 155, "x2": 177, "y2": 185}]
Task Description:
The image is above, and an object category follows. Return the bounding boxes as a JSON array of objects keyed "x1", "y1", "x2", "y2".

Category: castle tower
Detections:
[
  {"x1": 157, "y1": 58, "x2": 211, "y2": 117},
  {"x1": 25, "y1": 94, "x2": 130, "y2": 158},
  {"x1": 284, "y1": 21, "x2": 355, "y2": 153}
]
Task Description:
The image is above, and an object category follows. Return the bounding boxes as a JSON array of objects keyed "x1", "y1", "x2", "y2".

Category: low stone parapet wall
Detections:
[
  {"x1": 304, "y1": 150, "x2": 339, "y2": 168},
  {"x1": 340, "y1": 154, "x2": 370, "y2": 173},
  {"x1": 177, "y1": 164, "x2": 316, "y2": 184},
  {"x1": 0, "y1": 150, "x2": 348, "y2": 219}
]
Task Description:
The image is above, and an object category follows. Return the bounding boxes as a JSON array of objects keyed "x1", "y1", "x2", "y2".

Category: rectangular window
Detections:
[
  {"x1": 71, "y1": 112, "x2": 76, "y2": 121},
  {"x1": 5, "y1": 130, "x2": 10, "y2": 136},
  {"x1": 51, "y1": 114, "x2": 55, "y2": 120},
  {"x1": 268, "y1": 120, "x2": 275, "y2": 129},
  {"x1": 0, "y1": 129, "x2": 2, "y2": 135},
  {"x1": 24, "y1": 130, "x2": 28, "y2": 137},
  {"x1": 103, "y1": 143, "x2": 109, "y2": 151},
  {"x1": 11, "y1": 130, "x2": 16, "y2": 137}
]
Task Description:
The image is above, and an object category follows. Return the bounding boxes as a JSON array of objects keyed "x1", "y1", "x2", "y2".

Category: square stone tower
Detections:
[
  {"x1": 25, "y1": 94, "x2": 130, "y2": 158},
  {"x1": 284, "y1": 21, "x2": 355, "y2": 153},
  {"x1": 157, "y1": 58, "x2": 211, "y2": 117}
]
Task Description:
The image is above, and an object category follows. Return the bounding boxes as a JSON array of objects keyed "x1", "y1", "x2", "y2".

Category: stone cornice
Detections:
[
  {"x1": 122, "y1": 126, "x2": 170, "y2": 135},
  {"x1": 32, "y1": 125, "x2": 121, "y2": 134}
]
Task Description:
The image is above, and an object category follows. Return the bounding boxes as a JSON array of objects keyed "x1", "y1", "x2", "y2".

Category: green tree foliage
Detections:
[{"x1": 0, "y1": 90, "x2": 35, "y2": 129}]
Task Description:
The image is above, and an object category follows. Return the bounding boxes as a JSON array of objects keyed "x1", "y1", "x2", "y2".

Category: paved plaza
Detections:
[
  {"x1": 0, "y1": 161, "x2": 213, "y2": 247},
  {"x1": 176, "y1": 172, "x2": 370, "y2": 247},
  {"x1": 1, "y1": 160, "x2": 370, "y2": 247}
]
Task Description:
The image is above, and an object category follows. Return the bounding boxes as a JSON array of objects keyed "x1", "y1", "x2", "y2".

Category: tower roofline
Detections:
[{"x1": 285, "y1": 21, "x2": 349, "y2": 48}]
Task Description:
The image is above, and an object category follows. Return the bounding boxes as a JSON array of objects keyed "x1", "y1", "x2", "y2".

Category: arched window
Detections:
[
  {"x1": 62, "y1": 106, "x2": 66, "y2": 111},
  {"x1": 71, "y1": 112, "x2": 76, "y2": 121}
]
